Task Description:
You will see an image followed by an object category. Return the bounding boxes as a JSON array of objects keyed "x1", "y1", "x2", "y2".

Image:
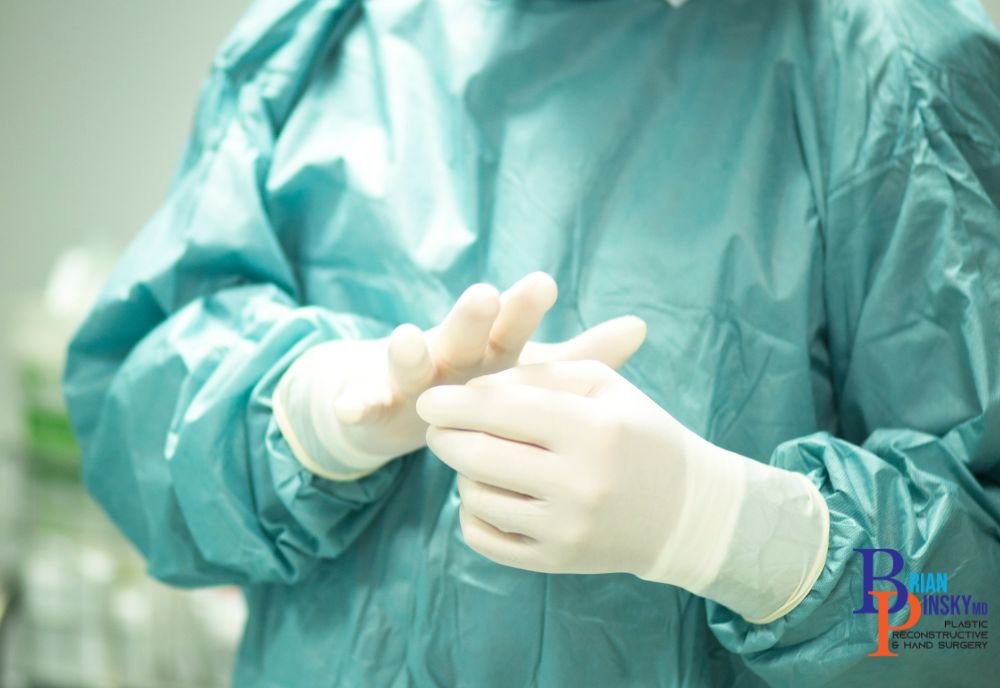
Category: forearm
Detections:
[
  {"x1": 66, "y1": 284, "x2": 402, "y2": 586},
  {"x1": 707, "y1": 428, "x2": 1000, "y2": 683}
]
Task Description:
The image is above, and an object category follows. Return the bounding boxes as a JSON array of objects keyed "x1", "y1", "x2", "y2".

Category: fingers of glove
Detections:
[
  {"x1": 456, "y1": 474, "x2": 546, "y2": 538},
  {"x1": 418, "y1": 384, "x2": 594, "y2": 450},
  {"x1": 466, "y1": 360, "x2": 619, "y2": 398},
  {"x1": 487, "y1": 272, "x2": 558, "y2": 362},
  {"x1": 432, "y1": 283, "x2": 501, "y2": 374},
  {"x1": 520, "y1": 315, "x2": 647, "y2": 369},
  {"x1": 459, "y1": 505, "x2": 539, "y2": 569},
  {"x1": 426, "y1": 426, "x2": 558, "y2": 498},
  {"x1": 387, "y1": 323, "x2": 435, "y2": 397}
]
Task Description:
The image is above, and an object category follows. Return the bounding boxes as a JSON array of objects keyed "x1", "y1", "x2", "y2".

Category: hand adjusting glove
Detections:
[
  {"x1": 415, "y1": 360, "x2": 830, "y2": 624},
  {"x1": 273, "y1": 273, "x2": 648, "y2": 481}
]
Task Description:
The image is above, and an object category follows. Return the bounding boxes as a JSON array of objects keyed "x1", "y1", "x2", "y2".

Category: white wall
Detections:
[
  {"x1": 0, "y1": 1, "x2": 248, "y2": 439},
  {"x1": 0, "y1": 1, "x2": 249, "y2": 296}
]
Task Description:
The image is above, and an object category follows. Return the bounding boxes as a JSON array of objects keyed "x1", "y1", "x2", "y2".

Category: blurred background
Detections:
[
  {"x1": 0, "y1": 1, "x2": 998, "y2": 687},
  {"x1": 0, "y1": 3, "x2": 249, "y2": 686}
]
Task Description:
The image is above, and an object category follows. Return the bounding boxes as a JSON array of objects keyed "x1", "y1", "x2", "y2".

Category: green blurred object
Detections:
[
  {"x1": 17, "y1": 360, "x2": 80, "y2": 482},
  {"x1": 10, "y1": 248, "x2": 113, "y2": 484}
]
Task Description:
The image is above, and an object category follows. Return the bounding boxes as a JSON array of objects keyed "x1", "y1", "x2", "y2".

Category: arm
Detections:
[
  {"x1": 63, "y1": 0, "x2": 387, "y2": 587},
  {"x1": 707, "y1": 10, "x2": 1000, "y2": 683}
]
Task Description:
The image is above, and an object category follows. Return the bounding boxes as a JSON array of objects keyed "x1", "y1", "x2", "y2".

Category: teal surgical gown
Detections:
[{"x1": 64, "y1": 0, "x2": 1000, "y2": 685}]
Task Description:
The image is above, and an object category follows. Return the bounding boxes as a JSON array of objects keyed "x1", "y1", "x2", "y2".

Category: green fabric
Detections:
[{"x1": 64, "y1": 1, "x2": 1000, "y2": 685}]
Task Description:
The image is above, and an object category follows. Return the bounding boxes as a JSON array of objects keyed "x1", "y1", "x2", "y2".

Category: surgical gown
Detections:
[{"x1": 64, "y1": 0, "x2": 1000, "y2": 685}]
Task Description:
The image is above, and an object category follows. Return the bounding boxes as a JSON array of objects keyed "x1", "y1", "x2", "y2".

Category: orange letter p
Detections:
[{"x1": 868, "y1": 590, "x2": 922, "y2": 657}]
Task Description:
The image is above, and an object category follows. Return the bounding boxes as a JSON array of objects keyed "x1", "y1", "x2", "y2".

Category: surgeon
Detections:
[{"x1": 64, "y1": 0, "x2": 1000, "y2": 685}]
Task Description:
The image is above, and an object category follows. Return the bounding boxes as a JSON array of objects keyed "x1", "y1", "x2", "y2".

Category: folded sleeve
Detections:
[
  {"x1": 61, "y1": 0, "x2": 399, "y2": 587},
  {"x1": 707, "y1": 13, "x2": 1000, "y2": 685}
]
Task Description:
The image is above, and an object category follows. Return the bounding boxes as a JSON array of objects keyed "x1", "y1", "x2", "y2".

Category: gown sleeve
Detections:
[
  {"x1": 61, "y1": 0, "x2": 401, "y2": 588},
  {"x1": 707, "y1": 7, "x2": 1000, "y2": 684}
]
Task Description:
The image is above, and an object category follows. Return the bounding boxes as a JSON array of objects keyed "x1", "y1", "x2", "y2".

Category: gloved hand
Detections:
[
  {"x1": 273, "y1": 273, "x2": 648, "y2": 481},
  {"x1": 415, "y1": 360, "x2": 829, "y2": 624}
]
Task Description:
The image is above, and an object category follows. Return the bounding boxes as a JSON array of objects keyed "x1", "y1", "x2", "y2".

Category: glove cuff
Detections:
[
  {"x1": 272, "y1": 341, "x2": 393, "y2": 481},
  {"x1": 697, "y1": 442, "x2": 829, "y2": 623},
  {"x1": 739, "y1": 472, "x2": 830, "y2": 624},
  {"x1": 640, "y1": 433, "x2": 829, "y2": 624}
]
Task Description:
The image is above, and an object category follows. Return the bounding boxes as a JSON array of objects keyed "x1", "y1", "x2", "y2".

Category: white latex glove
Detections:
[
  {"x1": 273, "y1": 273, "x2": 648, "y2": 481},
  {"x1": 415, "y1": 360, "x2": 830, "y2": 624}
]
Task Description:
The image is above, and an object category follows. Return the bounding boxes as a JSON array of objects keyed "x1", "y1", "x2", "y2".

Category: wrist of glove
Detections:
[
  {"x1": 641, "y1": 431, "x2": 828, "y2": 624},
  {"x1": 416, "y1": 360, "x2": 829, "y2": 623}
]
